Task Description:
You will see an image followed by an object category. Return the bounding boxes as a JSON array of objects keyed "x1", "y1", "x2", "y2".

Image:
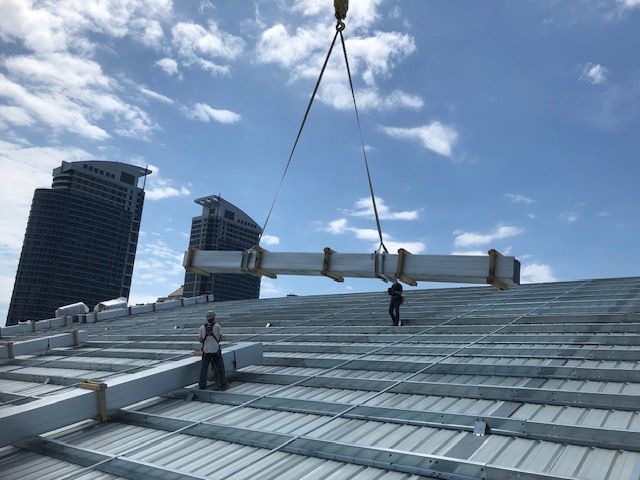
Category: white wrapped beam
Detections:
[
  {"x1": 185, "y1": 249, "x2": 520, "y2": 288},
  {"x1": 94, "y1": 297, "x2": 127, "y2": 312},
  {"x1": 0, "y1": 342, "x2": 262, "y2": 447},
  {"x1": 55, "y1": 302, "x2": 89, "y2": 318}
]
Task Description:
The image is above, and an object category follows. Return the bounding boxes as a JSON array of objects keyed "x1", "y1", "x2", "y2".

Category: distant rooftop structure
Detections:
[
  {"x1": 1, "y1": 276, "x2": 639, "y2": 479},
  {"x1": 183, "y1": 194, "x2": 261, "y2": 302},
  {"x1": 6, "y1": 160, "x2": 151, "y2": 325}
]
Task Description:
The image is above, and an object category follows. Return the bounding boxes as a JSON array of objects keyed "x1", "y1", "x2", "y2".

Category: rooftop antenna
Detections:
[{"x1": 142, "y1": 164, "x2": 149, "y2": 191}]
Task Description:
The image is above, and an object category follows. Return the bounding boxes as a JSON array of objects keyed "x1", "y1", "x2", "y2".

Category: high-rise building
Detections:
[
  {"x1": 183, "y1": 195, "x2": 261, "y2": 301},
  {"x1": 6, "y1": 161, "x2": 150, "y2": 325}
]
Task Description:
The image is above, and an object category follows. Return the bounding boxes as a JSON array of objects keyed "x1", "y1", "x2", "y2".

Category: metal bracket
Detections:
[
  {"x1": 72, "y1": 329, "x2": 81, "y2": 347},
  {"x1": 473, "y1": 419, "x2": 487, "y2": 436},
  {"x1": 395, "y1": 249, "x2": 417, "y2": 286},
  {"x1": 30, "y1": 320, "x2": 36, "y2": 332},
  {"x1": 373, "y1": 252, "x2": 391, "y2": 282},
  {"x1": 79, "y1": 380, "x2": 108, "y2": 422},
  {"x1": 249, "y1": 246, "x2": 277, "y2": 279},
  {"x1": 321, "y1": 247, "x2": 344, "y2": 282},
  {"x1": 487, "y1": 249, "x2": 508, "y2": 290},
  {"x1": 185, "y1": 246, "x2": 211, "y2": 277},
  {"x1": 0, "y1": 341, "x2": 14, "y2": 359}
]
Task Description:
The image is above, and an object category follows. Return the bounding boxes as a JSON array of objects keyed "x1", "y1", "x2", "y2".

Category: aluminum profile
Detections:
[
  {"x1": 1, "y1": 276, "x2": 639, "y2": 479},
  {"x1": 186, "y1": 249, "x2": 521, "y2": 287}
]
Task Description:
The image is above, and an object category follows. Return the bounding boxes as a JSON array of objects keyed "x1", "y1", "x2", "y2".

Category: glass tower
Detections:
[
  {"x1": 6, "y1": 161, "x2": 150, "y2": 324},
  {"x1": 183, "y1": 195, "x2": 261, "y2": 301}
]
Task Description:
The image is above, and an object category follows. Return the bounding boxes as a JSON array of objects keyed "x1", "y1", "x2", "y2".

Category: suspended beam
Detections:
[{"x1": 185, "y1": 247, "x2": 521, "y2": 289}]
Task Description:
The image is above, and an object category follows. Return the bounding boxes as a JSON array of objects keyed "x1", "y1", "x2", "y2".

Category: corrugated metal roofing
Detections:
[{"x1": 1, "y1": 276, "x2": 639, "y2": 479}]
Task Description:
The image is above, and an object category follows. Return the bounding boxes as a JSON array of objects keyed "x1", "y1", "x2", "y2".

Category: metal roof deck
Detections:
[{"x1": 1, "y1": 276, "x2": 639, "y2": 479}]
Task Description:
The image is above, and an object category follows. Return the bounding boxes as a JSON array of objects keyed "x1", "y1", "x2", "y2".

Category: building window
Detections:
[
  {"x1": 120, "y1": 172, "x2": 135, "y2": 185},
  {"x1": 224, "y1": 210, "x2": 235, "y2": 221}
]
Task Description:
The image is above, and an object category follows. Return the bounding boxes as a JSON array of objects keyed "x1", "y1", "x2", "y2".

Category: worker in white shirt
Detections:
[{"x1": 198, "y1": 311, "x2": 229, "y2": 390}]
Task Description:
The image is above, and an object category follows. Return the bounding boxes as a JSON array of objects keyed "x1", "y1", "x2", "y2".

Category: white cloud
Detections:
[
  {"x1": 346, "y1": 197, "x2": 419, "y2": 220},
  {"x1": 155, "y1": 57, "x2": 180, "y2": 76},
  {"x1": 1, "y1": 52, "x2": 157, "y2": 140},
  {"x1": 0, "y1": 248, "x2": 23, "y2": 323},
  {"x1": 138, "y1": 86, "x2": 173, "y2": 104},
  {"x1": 380, "y1": 122, "x2": 459, "y2": 157},
  {"x1": 454, "y1": 225, "x2": 523, "y2": 248},
  {"x1": 505, "y1": 193, "x2": 535, "y2": 205},
  {"x1": 184, "y1": 103, "x2": 241, "y2": 124},
  {"x1": 171, "y1": 21, "x2": 245, "y2": 75},
  {"x1": 255, "y1": 2, "x2": 421, "y2": 112},
  {"x1": 133, "y1": 162, "x2": 191, "y2": 201},
  {"x1": 145, "y1": 184, "x2": 190, "y2": 201},
  {"x1": 580, "y1": 63, "x2": 609, "y2": 85},
  {"x1": 324, "y1": 217, "x2": 425, "y2": 253},
  {"x1": 0, "y1": 69, "x2": 107, "y2": 140},
  {"x1": 527, "y1": 213, "x2": 536, "y2": 219},
  {"x1": 261, "y1": 234, "x2": 280, "y2": 246},
  {"x1": 559, "y1": 211, "x2": 578, "y2": 223},
  {"x1": 383, "y1": 241, "x2": 426, "y2": 254},
  {"x1": 0, "y1": 105, "x2": 34, "y2": 126},
  {"x1": 132, "y1": 18, "x2": 165, "y2": 48},
  {"x1": 128, "y1": 293, "x2": 161, "y2": 305},
  {"x1": 327, "y1": 218, "x2": 349, "y2": 234},
  {"x1": 451, "y1": 250, "x2": 486, "y2": 256},
  {"x1": 618, "y1": 0, "x2": 640, "y2": 9},
  {"x1": 0, "y1": 1, "x2": 174, "y2": 140},
  {"x1": 132, "y1": 236, "x2": 185, "y2": 288},
  {"x1": 260, "y1": 278, "x2": 283, "y2": 298},
  {"x1": 520, "y1": 263, "x2": 557, "y2": 283},
  {"x1": 0, "y1": 0, "x2": 173, "y2": 53}
]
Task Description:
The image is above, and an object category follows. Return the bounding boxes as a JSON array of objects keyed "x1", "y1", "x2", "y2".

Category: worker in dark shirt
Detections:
[{"x1": 388, "y1": 279, "x2": 403, "y2": 326}]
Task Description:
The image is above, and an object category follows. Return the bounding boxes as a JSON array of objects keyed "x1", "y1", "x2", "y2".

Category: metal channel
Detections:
[
  {"x1": 161, "y1": 389, "x2": 640, "y2": 452},
  {"x1": 18, "y1": 436, "x2": 214, "y2": 480},
  {"x1": 115, "y1": 410, "x2": 573, "y2": 480}
]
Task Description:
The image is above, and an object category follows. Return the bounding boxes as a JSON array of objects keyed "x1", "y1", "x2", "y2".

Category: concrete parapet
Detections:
[
  {"x1": 155, "y1": 300, "x2": 181, "y2": 311},
  {"x1": 130, "y1": 304, "x2": 154, "y2": 315},
  {"x1": 95, "y1": 308, "x2": 129, "y2": 322},
  {"x1": 0, "y1": 323, "x2": 30, "y2": 337},
  {"x1": 0, "y1": 330, "x2": 88, "y2": 359}
]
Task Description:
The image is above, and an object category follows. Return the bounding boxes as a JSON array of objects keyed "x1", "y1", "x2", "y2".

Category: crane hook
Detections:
[{"x1": 334, "y1": 0, "x2": 348, "y2": 30}]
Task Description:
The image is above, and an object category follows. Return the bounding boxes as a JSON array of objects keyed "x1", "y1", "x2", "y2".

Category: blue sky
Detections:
[{"x1": 1, "y1": 0, "x2": 639, "y2": 323}]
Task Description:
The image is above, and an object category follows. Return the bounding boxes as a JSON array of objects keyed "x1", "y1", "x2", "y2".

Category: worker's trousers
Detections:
[
  {"x1": 389, "y1": 298, "x2": 402, "y2": 326},
  {"x1": 199, "y1": 350, "x2": 226, "y2": 389}
]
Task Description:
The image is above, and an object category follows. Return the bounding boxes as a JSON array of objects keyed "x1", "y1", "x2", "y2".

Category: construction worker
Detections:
[
  {"x1": 388, "y1": 279, "x2": 403, "y2": 326},
  {"x1": 198, "y1": 311, "x2": 229, "y2": 390}
]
